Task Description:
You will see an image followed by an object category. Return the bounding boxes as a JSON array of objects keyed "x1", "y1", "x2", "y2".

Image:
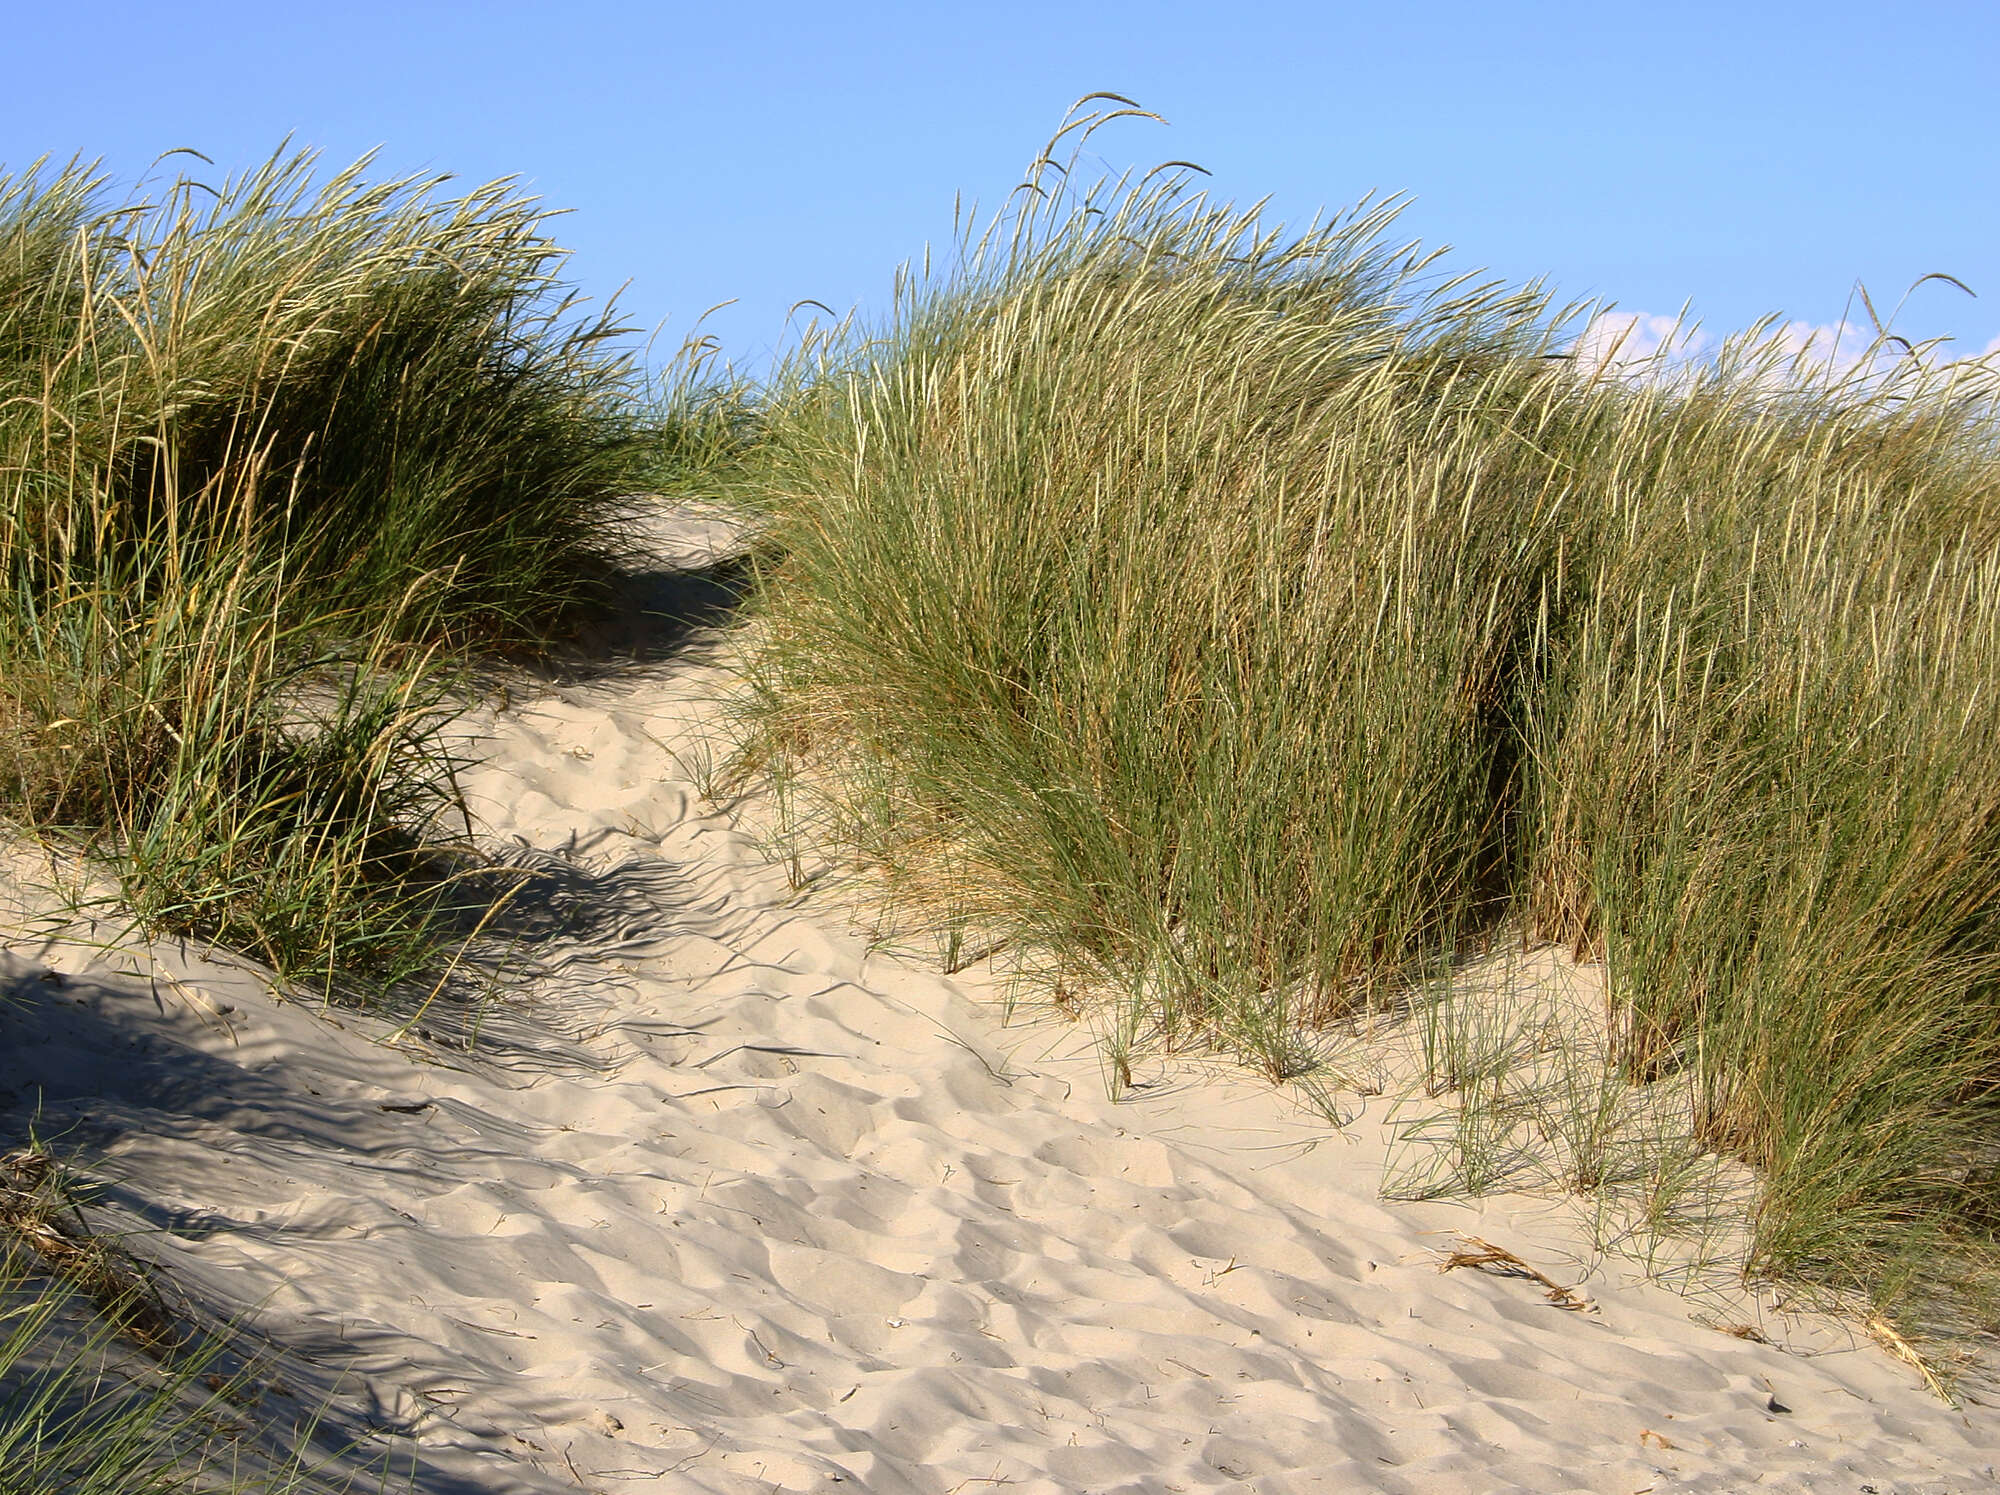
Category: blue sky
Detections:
[{"x1": 4, "y1": 1, "x2": 1994, "y2": 375}]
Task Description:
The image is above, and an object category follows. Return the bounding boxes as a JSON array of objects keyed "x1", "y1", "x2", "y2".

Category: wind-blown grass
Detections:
[
  {"x1": 0, "y1": 147, "x2": 644, "y2": 985},
  {"x1": 746, "y1": 175, "x2": 1596, "y2": 1081},
  {"x1": 739, "y1": 100, "x2": 2000, "y2": 1338},
  {"x1": 0, "y1": 148, "x2": 647, "y2": 1480},
  {"x1": 1526, "y1": 349, "x2": 2000, "y2": 1321},
  {"x1": 0, "y1": 150, "x2": 640, "y2": 637}
]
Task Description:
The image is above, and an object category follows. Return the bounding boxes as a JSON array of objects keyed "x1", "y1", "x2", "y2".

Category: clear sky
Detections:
[{"x1": 4, "y1": 1, "x2": 1994, "y2": 376}]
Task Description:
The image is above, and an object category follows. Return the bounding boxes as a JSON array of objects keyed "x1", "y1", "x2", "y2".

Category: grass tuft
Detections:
[
  {"x1": 0, "y1": 148, "x2": 650, "y2": 1478},
  {"x1": 0, "y1": 146, "x2": 645, "y2": 987},
  {"x1": 738, "y1": 101, "x2": 2000, "y2": 1345}
]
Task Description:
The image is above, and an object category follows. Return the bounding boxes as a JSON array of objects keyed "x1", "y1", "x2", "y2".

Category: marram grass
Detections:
[
  {"x1": 1527, "y1": 349, "x2": 2000, "y2": 1316},
  {"x1": 749, "y1": 192, "x2": 1594, "y2": 1073},
  {"x1": 0, "y1": 149, "x2": 642, "y2": 640},
  {"x1": 0, "y1": 147, "x2": 648, "y2": 987},
  {"x1": 739, "y1": 105, "x2": 2000, "y2": 1340},
  {"x1": 0, "y1": 146, "x2": 657, "y2": 1487}
]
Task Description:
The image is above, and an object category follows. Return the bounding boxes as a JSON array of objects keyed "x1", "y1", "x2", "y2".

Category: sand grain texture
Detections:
[{"x1": 1, "y1": 509, "x2": 1994, "y2": 1494}]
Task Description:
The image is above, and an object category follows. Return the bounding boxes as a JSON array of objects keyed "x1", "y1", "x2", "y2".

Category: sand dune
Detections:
[{"x1": 1, "y1": 509, "x2": 1993, "y2": 1494}]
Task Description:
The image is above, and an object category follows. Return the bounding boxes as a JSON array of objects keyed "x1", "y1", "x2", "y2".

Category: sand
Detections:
[{"x1": 1, "y1": 507, "x2": 1994, "y2": 1494}]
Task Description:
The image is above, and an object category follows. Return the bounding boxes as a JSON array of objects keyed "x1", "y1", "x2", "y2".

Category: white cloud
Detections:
[
  {"x1": 1767, "y1": 318, "x2": 1892, "y2": 376},
  {"x1": 1570, "y1": 311, "x2": 1713, "y2": 377},
  {"x1": 1567, "y1": 309, "x2": 1978, "y2": 393}
]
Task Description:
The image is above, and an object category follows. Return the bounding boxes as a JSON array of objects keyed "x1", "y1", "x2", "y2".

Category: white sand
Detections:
[{"x1": 1, "y1": 508, "x2": 1994, "y2": 1494}]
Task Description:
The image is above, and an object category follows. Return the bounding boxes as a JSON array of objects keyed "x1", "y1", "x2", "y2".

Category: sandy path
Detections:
[{"x1": 1, "y1": 509, "x2": 1994, "y2": 1494}]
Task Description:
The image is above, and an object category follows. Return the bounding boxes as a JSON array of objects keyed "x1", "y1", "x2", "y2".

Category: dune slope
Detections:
[{"x1": 0, "y1": 510, "x2": 1992, "y2": 1495}]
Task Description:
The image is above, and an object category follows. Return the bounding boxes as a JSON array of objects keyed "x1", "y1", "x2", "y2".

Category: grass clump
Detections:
[
  {"x1": 0, "y1": 1145, "x2": 358, "y2": 1493},
  {"x1": 0, "y1": 147, "x2": 644, "y2": 986},
  {"x1": 1527, "y1": 345, "x2": 2000, "y2": 1319},
  {"x1": 0, "y1": 149, "x2": 640, "y2": 639},
  {"x1": 1, "y1": 1249, "x2": 232, "y2": 1495},
  {"x1": 739, "y1": 99, "x2": 2000, "y2": 1339},
  {"x1": 745, "y1": 106, "x2": 1605, "y2": 1083},
  {"x1": 0, "y1": 144, "x2": 651, "y2": 1486}
]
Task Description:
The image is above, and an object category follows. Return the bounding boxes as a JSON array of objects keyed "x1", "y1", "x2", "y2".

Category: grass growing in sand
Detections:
[
  {"x1": 0, "y1": 1146, "x2": 366, "y2": 1494},
  {"x1": 1, "y1": 1243, "x2": 258, "y2": 1494},
  {"x1": 0, "y1": 148, "x2": 653, "y2": 1487},
  {"x1": 1525, "y1": 335, "x2": 2000, "y2": 1335},
  {"x1": 2, "y1": 105, "x2": 1997, "y2": 1477},
  {"x1": 0, "y1": 147, "x2": 645, "y2": 986},
  {"x1": 734, "y1": 99, "x2": 2000, "y2": 1347}
]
